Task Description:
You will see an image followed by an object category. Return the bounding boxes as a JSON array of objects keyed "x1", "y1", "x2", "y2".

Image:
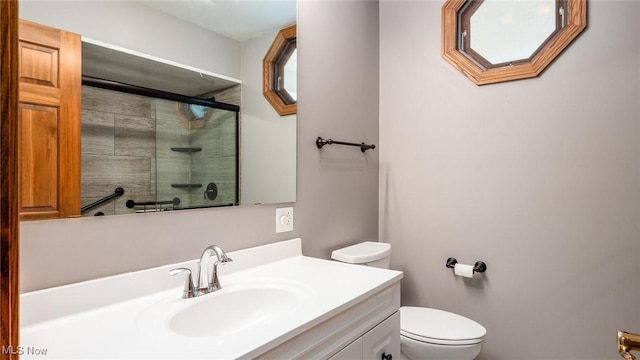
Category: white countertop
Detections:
[{"x1": 20, "y1": 239, "x2": 402, "y2": 359}]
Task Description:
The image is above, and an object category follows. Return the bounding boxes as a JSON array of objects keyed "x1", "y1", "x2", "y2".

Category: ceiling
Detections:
[
  {"x1": 83, "y1": 1, "x2": 297, "y2": 96},
  {"x1": 82, "y1": 42, "x2": 239, "y2": 96},
  {"x1": 137, "y1": 0, "x2": 297, "y2": 42}
]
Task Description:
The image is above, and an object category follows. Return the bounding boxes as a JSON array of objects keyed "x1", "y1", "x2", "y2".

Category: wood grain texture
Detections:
[
  {"x1": 263, "y1": 24, "x2": 297, "y2": 116},
  {"x1": 0, "y1": 0, "x2": 20, "y2": 357},
  {"x1": 57, "y1": 27, "x2": 82, "y2": 218},
  {"x1": 442, "y1": 0, "x2": 587, "y2": 85},
  {"x1": 18, "y1": 104, "x2": 59, "y2": 213},
  {"x1": 18, "y1": 20, "x2": 81, "y2": 220}
]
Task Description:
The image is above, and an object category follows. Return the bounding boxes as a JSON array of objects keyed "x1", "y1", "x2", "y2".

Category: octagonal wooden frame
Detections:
[
  {"x1": 442, "y1": 0, "x2": 587, "y2": 85},
  {"x1": 263, "y1": 24, "x2": 297, "y2": 116}
]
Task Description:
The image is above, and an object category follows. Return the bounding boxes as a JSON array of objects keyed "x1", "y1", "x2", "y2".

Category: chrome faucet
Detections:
[
  {"x1": 197, "y1": 245, "x2": 233, "y2": 292},
  {"x1": 170, "y1": 245, "x2": 233, "y2": 298}
]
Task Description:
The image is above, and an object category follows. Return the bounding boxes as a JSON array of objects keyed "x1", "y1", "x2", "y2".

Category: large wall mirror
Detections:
[
  {"x1": 442, "y1": 0, "x2": 586, "y2": 85},
  {"x1": 19, "y1": 0, "x2": 297, "y2": 218}
]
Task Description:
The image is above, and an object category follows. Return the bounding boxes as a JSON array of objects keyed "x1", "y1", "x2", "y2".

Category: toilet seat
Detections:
[{"x1": 400, "y1": 306, "x2": 486, "y2": 346}]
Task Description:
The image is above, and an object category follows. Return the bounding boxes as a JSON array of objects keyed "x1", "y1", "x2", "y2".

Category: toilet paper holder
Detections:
[{"x1": 446, "y1": 257, "x2": 487, "y2": 273}]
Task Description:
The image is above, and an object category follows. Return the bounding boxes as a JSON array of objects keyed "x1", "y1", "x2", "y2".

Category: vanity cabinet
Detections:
[
  {"x1": 20, "y1": 239, "x2": 404, "y2": 360},
  {"x1": 330, "y1": 311, "x2": 400, "y2": 360},
  {"x1": 18, "y1": 20, "x2": 81, "y2": 220},
  {"x1": 362, "y1": 311, "x2": 400, "y2": 360},
  {"x1": 256, "y1": 282, "x2": 400, "y2": 360},
  {"x1": 330, "y1": 337, "x2": 363, "y2": 359}
]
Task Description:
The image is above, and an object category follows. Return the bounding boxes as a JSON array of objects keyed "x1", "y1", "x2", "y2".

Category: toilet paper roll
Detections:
[{"x1": 454, "y1": 263, "x2": 474, "y2": 278}]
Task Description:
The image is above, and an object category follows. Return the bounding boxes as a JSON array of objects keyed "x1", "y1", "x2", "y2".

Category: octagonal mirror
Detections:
[{"x1": 442, "y1": 0, "x2": 587, "y2": 85}]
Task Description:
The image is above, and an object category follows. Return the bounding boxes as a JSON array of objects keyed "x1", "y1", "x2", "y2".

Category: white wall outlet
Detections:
[{"x1": 276, "y1": 207, "x2": 294, "y2": 233}]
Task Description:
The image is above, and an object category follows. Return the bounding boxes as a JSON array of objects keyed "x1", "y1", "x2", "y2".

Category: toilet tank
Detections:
[{"x1": 331, "y1": 241, "x2": 391, "y2": 269}]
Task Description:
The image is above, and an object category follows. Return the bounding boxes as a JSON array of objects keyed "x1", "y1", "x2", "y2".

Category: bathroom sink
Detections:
[
  {"x1": 21, "y1": 239, "x2": 404, "y2": 359},
  {"x1": 137, "y1": 279, "x2": 313, "y2": 339},
  {"x1": 170, "y1": 286, "x2": 302, "y2": 337}
]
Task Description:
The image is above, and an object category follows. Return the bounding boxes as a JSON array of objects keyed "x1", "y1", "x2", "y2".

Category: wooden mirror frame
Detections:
[
  {"x1": 263, "y1": 24, "x2": 297, "y2": 116},
  {"x1": 442, "y1": 0, "x2": 587, "y2": 85}
]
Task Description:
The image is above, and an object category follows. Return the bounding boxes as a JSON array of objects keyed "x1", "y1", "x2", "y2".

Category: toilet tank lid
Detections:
[{"x1": 331, "y1": 241, "x2": 391, "y2": 264}]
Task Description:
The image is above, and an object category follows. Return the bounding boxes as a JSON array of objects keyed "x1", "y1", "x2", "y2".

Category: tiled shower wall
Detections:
[
  {"x1": 81, "y1": 85, "x2": 240, "y2": 216},
  {"x1": 81, "y1": 86, "x2": 156, "y2": 216}
]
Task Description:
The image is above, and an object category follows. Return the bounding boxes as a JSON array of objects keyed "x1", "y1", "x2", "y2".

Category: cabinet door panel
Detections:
[
  {"x1": 19, "y1": 42, "x2": 59, "y2": 87},
  {"x1": 18, "y1": 19, "x2": 80, "y2": 220},
  {"x1": 19, "y1": 104, "x2": 59, "y2": 214},
  {"x1": 362, "y1": 311, "x2": 400, "y2": 360},
  {"x1": 329, "y1": 337, "x2": 363, "y2": 360}
]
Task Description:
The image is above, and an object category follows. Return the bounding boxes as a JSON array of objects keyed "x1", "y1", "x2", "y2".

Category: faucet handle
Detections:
[{"x1": 169, "y1": 267, "x2": 196, "y2": 298}]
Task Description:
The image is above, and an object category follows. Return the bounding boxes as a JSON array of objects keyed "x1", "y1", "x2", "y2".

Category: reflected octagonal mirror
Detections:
[{"x1": 442, "y1": 0, "x2": 586, "y2": 85}]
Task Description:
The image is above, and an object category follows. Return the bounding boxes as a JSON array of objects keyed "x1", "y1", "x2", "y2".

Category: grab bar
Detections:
[
  {"x1": 126, "y1": 198, "x2": 181, "y2": 210},
  {"x1": 81, "y1": 187, "x2": 125, "y2": 214},
  {"x1": 316, "y1": 137, "x2": 376, "y2": 153}
]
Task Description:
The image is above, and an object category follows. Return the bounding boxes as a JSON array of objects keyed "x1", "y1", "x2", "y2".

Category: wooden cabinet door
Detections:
[{"x1": 18, "y1": 20, "x2": 80, "y2": 220}]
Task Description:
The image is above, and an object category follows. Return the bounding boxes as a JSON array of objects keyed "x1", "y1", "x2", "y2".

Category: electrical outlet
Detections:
[{"x1": 276, "y1": 207, "x2": 293, "y2": 233}]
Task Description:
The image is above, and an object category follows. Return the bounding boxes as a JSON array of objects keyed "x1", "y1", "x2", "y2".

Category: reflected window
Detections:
[
  {"x1": 263, "y1": 24, "x2": 297, "y2": 116},
  {"x1": 276, "y1": 46, "x2": 297, "y2": 103}
]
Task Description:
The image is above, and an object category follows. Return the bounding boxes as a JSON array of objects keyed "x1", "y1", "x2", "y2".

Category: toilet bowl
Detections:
[
  {"x1": 331, "y1": 242, "x2": 486, "y2": 360},
  {"x1": 400, "y1": 306, "x2": 485, "y2": 360}
]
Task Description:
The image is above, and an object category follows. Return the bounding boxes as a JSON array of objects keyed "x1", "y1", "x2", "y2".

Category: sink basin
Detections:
[
  {"x1": 170, "y1": 286, "x2": 301, "y2": 337},
  {"x1": 137, "y1": 279, "x2": 313, "y2": 339}
]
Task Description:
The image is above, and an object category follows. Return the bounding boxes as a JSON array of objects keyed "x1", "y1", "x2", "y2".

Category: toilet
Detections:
[{"x1": 331, "y1": 242, "x2": 486, "y2": 360}]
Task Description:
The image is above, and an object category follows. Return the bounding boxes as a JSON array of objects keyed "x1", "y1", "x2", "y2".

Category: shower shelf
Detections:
[
  {"x1": 171, "y1": 184, "x2": 203, "y2": 189},
  {"x1": 170, "y1": 147, "x2": 202, "y2": 153}
]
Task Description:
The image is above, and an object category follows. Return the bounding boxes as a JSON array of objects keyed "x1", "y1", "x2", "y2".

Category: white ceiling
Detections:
[
  {"x1": 137, "y1": 0, "x2": 297, "y2": 42},
  {"x1": 82, "y1": 41, "x2": 239, "y2": 96},
  {"x1": 83, "y1": 1, "x2": 297, "y2": 96}
]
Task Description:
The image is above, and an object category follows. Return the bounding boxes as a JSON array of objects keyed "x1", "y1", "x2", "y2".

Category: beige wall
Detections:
[
  {"x1": 379, "y1": 1, "x2": 640, "y2": 359},
  {"x1": 19, "y1": 0, "x2": 379, "y2": 292},
  {"x1": 21, "y1": 1, "x2": 638, "y2": 358},
  {"x1": 240, "y1": 30, "x2": 297, "y2": 206}
]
